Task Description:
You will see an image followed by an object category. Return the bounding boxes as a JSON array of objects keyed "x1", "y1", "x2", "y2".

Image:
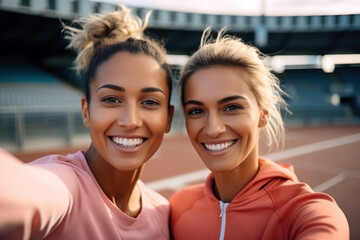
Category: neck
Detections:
[
  {"x1": 213, "y1": 150, "x2": 259, "y2": 203},
  {"x1": 84, "y1": 145, "x2": 143, "y2": 217}
]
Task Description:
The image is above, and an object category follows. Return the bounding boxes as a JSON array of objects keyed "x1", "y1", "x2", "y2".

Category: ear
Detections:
[
  {"x1": 81, "y1": 98, "x2": 90, "y2": 128},
  {"x1": 258, "y1": 109, "x2": 269, "y2": 128},
  {"x1": 165, "y1": 105, "x2": 175, "y2": 133}
]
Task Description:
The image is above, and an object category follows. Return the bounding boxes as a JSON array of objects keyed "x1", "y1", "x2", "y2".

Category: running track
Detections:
[{"x1": 14, "y1": 125, "x2": 360, "y2": 239}]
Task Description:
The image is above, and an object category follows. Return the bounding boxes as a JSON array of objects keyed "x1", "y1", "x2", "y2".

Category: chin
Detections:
[{"x1": 203, "y1": 161, "x2": 235, "y2": 173}]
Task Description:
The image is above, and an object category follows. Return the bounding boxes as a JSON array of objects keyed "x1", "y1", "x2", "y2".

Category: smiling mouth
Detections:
[
  {"x1": 202, "y1": 140, "x2": 237, "y2": 152},
  {"x1": 111, "y1": 137, "x2": 145, "y2": 148}
]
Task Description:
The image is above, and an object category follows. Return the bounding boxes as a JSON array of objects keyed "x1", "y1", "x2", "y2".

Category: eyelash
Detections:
[
  {"x1": 188, "y1": 108, "x2": 203, "y2": 115},
  {"x1": 224, "y1": 104, "x2": 243, "y2": 111},
  {"x1": 142, "y1": 99, "x2": 160, "y2": 107},
  {"x1": 187, "y1": 104, "x2": 243, "y2": 116},
  {"x1": 101, "y1": 97, "x2": 160, "y2": 107},
  {"x1": 102, "y1": 96, "x2": 120, "y2": 104}
]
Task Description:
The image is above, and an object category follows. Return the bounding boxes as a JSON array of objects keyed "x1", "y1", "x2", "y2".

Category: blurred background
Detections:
[
  {"x1": 0, "y1": 0, "x2": 360, "y2": 151},
  {"x1": 0, "y1": 0, "x2": 360, "y2": 238}
]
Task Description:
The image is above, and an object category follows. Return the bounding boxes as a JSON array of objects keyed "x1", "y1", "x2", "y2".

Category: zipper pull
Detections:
[{"x1": 219, "y1": 201, "x2": 227, "y2": 218}]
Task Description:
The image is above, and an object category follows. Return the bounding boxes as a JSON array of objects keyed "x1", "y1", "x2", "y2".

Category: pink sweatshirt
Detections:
[
  {"x1": 0, "y1": 149, "x2": 169, "y2": 239},
  {"x1": 170, "y1": 158, "x2": 349, "y2": 240}
]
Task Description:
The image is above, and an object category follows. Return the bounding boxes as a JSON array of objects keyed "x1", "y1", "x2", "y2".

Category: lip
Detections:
[
  {"x1": 201, "y1": 139, "x2": 237, "y2": 155},
  {"x1": 109, "y1": 136, "x2": 148, "y2": 153}
]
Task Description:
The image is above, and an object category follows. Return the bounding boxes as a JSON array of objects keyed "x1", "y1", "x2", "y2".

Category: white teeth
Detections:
[
  {"x1": 112, "y1": 137, "x2": 143, "y2": 148},
  {"x1": 204, "y1": 141, "x2": 235, "y2": 152}
]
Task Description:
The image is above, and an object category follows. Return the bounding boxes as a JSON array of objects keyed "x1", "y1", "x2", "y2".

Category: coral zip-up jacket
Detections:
[{"x1": 170, "y1": 158, "x2": 349, "y2": 240}]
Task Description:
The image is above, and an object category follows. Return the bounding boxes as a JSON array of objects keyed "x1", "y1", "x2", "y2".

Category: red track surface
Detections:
[{"x1": 14, "y1": 125, "x2": 360, "y2": 239}]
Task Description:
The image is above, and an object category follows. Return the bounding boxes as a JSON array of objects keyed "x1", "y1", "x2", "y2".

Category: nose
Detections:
[
  {"x1": 118, "y1": 102, "x2": 142, "y2": 130},
  {"x1": 204, "y1": 111, "x2": 226, "y2": 138}
]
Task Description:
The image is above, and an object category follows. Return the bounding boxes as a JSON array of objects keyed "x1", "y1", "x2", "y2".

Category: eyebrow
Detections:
[
  {"x1": 184, "y1": 100, "x2": 204, "y2": 107},
  {"x1": 96, "y1": 85, "x2": 165, "y2": 95},
  {"x1": 217, "y1": 95, "x2": 247, "y2": 104},
  {"x1": 96, "y1": 84, "x2": 124, "y2": 92},
  {"x1": 141, "y1": 87, "x2": 165, "y2": 95},
  {"x1": 184, "y1": 95, "x2": 246, "y2": 107}
]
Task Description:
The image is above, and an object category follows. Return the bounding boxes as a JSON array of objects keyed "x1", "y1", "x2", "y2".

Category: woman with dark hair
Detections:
[{"x1": 0, "y1": 6, "x2": 173, "y2": 239}]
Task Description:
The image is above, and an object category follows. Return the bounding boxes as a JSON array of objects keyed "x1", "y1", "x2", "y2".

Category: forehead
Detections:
[
  {"x1": 185, "y1": 66, "x2": 253, "y2": 100},
  {"x1": 93, "y1": 51, "x2": 168, "y2": 92}
]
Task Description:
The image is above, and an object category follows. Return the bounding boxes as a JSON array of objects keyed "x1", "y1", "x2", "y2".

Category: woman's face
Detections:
[
  {"x1": 183, "y1": 66, "x2": 267, "y2": 173},
  {"x1": 81, "y1": 51, "x2": 173, "y2": 171}
]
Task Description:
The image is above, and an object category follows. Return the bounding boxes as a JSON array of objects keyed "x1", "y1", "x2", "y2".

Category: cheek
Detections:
[
  {"x1": 185, "y1": 119, "x2": 200, "y2": 140},
  {"x1": 236, "y1": 117, "x2": 261, "y2": 146},
  {"x1": 89, "y1": 107, "x2": 117, "y2": 130},
  {"x1": 227, "y1": 115, "x2": 259, "y2": 136},
  {"x1": 145, "y1": 110, "x2": 170, "y2": 133}
]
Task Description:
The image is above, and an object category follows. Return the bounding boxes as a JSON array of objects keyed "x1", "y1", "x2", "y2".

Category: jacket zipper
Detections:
[{"x1": 219, "y1": 201, "x2": 229, "y2": 240}]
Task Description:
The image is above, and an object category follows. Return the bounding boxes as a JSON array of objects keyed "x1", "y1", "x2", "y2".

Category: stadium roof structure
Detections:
[
  {"x1": 99, "y1": 0, "x2": 360, "y2": 16},
  {"x1": 0, "y1": 1, "x2": 359, "y2": 62}
]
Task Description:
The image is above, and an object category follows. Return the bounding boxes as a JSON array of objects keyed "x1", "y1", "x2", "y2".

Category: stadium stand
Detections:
[
  {"x1": 334, "y1": 66, "x2": 360, "y2": 115},
  {"x1": 278, "y1": 68, "x2": 353, "y2": 124},
  {"x1": 0, "y1": 64, "x2": 87, "y2": 151},
  {"x1": 0, "y1": 1, "x2": 359, "y2": 151}
]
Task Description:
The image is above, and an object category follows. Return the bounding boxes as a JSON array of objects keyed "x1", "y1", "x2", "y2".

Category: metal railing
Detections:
[
  {"x1": 0, "y1": 102, "x2": 187, "y2": 152},
  {"x1": 0, "y1": 106, "x2": 89, "y2": 152}
]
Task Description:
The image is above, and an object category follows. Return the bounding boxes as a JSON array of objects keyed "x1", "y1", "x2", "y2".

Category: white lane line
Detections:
[
  {"x1": 313, "y1": 173, "x2": 346, "y2": 192},
  {"x1": 291, "y1": 161, "x2": 360, "y2": 180},
  {"x1": 146, "y1": 133, "x2": 360, "y2": 191},
  {"x1": 266, "y1": 133, "x2": 360, "y2": 162}
]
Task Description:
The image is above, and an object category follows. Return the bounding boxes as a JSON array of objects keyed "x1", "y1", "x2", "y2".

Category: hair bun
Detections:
[{"x1": 63, "y1": 5, "x2": 150, "y2": 72}]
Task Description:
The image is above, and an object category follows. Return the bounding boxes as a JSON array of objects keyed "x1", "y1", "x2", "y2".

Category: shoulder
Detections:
[
  {"x1": 171, "y1": 183, "x2": 205, "y2": 201},
  {"x1": 139, "y1": 181, "x2": 169, "y2": 206},
  {"x1": 264, "y1": 176, "x2": 335, "y2": 212},
  {"x1": 29, "y1": 151, "x2": 84, "y2": 167},
  {"x1": 28, "y1": 151, "x2": 85, "y2": 175},
  {"x1": 289, "y1": 191, "x2": 349, "y2": 239},
  {"x1": 264, "y1": 176, "x2": 337, "y2": 210},
  {"x1": 264, "y1": 180, "x2": 349, "y2": 239},
  {"x1": 138, "y1": 181, "x2": 170, "y2": 237},
  {"x1": 28, "y1": 151, "x2": 87, "y2": 194},
  {"x1": 170, "y1": 183, "x2": 205, "y2": 214}
]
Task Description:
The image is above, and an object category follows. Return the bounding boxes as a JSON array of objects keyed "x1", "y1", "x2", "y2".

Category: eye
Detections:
[
  {"x1": 224, "y1": 104, "x2": 242, "y2": 112},
  {"x1": 142, "y1": 99, "x2": 160, "y2": 109},
  {"x1": 188, "y1": 108, "x2": 204, "y2": 115},
  {"x1": 142, "y1": 99, "x2": 159, "y2": 105},
  {"x1": 101, "y1": 96, "x2": 120, "y2": 104}
]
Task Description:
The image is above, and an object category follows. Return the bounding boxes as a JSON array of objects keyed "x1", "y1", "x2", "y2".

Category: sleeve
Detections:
[
  {"x1": 0, "y1": 149, "x2": 74, "y2": 239},
  {"x1": 290, "y1": 193, "x2": 350, "y2": 240}
]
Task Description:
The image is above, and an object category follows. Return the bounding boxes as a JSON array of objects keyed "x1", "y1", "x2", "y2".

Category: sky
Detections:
[{"x1": 97, "y1": 0, "x2": 360, "y2": 16}]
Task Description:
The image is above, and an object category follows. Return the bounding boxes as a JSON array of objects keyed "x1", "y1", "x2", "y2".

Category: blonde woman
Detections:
[
  {"x1": 0, "y1": 6, "x2": 173, "y2": 239},
  {"x1": 170, "y1": 28, "x2": 349, "y2": 240}
]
